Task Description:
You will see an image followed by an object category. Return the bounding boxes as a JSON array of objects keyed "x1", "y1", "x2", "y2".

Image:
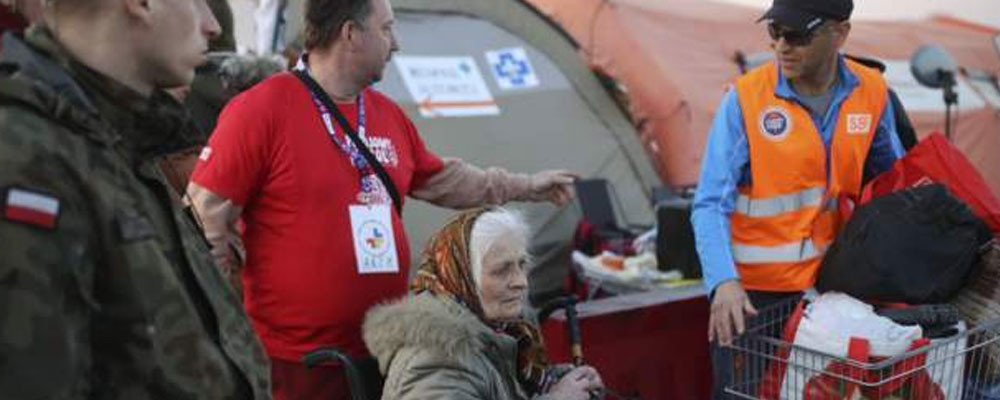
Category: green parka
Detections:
[{"x1": 364, "y1": 293, "x2": 562, "y2": 400}]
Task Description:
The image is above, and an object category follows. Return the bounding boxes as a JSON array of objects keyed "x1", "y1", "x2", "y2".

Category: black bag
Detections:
[
  {"x1": 655, "y1": 197, "x2": 701, "y2": 278},
  {"x1": 816, "y1": 184, "x2": 992, "y2": 303}
]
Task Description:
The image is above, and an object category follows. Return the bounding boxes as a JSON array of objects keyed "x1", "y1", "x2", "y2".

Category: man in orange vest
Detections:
[{"x1": 691, "y1": 0, "x2": 904, "y2": 396}]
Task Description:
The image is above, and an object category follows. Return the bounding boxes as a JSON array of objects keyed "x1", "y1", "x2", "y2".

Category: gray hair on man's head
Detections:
[{"x1": 469, "y1": 207, "x2": 531, "y2": 290}]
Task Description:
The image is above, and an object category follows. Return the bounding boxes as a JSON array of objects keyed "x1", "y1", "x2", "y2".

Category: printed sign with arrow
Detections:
[
  {"x1": 417, "y1": 96, "x2": 501, "y2": 118},
  {"x1": 394, "y1": 55, "x2": 501, "y2": 118}
]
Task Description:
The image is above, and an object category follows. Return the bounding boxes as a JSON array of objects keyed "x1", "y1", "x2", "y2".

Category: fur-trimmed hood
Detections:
[
  {"x1": 365, "y1": 293, "x2": 548, "y2": 400},
  {"x1": 363, "y1": 292, "x2": 500, "y2": 371}
]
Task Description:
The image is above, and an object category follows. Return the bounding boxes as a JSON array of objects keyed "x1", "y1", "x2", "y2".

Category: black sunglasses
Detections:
[{"x1": 767, "y1": 23, "x2": 822, "y2": 47}]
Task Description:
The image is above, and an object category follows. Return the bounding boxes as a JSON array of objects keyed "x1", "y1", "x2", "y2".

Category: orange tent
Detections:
[{"x1": 525, "y1": 0, "x2": 1000, "y2": 196}]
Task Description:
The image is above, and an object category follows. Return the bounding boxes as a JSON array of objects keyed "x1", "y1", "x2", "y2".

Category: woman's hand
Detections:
[{"x1": 547, "y1": 365, "x2": 604, "y2": 400}]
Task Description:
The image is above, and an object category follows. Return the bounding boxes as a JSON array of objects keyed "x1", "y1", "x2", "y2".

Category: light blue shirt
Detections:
[{"x1": 692, "y1": 56, "x2": 905, "y2": 293}]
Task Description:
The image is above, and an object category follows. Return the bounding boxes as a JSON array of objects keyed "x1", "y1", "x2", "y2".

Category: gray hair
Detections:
[
  {"x1": 469, "y1": 208, "x2": 531, "y2": 290},
  {"x1": 213, "y1": 53, "x2": 287, "y2": 95}
]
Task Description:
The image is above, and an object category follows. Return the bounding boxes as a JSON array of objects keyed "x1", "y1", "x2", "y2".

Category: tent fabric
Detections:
[
  {"x1": 525, "y1": 0, "x2": 1000, "y2": 197},
  {"x1": 390, "y1": 0, "x2": 661, "y2": 194},
  {"x1": 379, "y1": 0, "x2": 660, "y2": 300}
]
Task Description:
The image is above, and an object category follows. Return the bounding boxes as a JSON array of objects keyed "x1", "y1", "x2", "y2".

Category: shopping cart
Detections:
[{"x1": 723, "y1": 297, "x2": 1000, "y2": 399}]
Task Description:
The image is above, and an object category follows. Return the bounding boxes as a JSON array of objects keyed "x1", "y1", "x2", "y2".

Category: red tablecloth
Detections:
[{"x1": 541, "y1": 286, "x2": 711, "y2": 400}]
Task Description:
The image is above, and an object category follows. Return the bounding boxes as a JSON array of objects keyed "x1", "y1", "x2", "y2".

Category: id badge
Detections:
[{"x1": 349, "y1": 204, "x2": 399, "y2": 274}]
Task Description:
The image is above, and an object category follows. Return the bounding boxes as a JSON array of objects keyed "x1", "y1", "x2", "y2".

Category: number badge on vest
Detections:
[
  {"x1": 758, "y1": 107, "x2": 793, "y2": 142},
  {"x1": 846, "y1": 113, "x2": 873, "y2": 135}
]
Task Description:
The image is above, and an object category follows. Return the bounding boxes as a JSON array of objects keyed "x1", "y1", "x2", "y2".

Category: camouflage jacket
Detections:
[{"x1": 0, "y1": 28, "x2": 271, "y2": 399}]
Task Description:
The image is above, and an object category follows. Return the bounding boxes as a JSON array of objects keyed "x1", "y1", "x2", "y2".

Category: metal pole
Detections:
[
  {"x1": 940, "y1": 70, "x2": 958, "y2": 141},
  {"x1": 945, "y1": 101, "x2": 952, "y2": 141}
]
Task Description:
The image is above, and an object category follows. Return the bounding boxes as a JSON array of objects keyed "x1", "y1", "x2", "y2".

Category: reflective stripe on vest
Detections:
[
  {"x1": 735, "y1": 186, "x2": 825, "y2": 218},
  {"x1": 732, "y1": 238, "x2": 826, "y2": 264},
  {"x1": 732, "y1": 197, "x2": 836, "y2": 265}
]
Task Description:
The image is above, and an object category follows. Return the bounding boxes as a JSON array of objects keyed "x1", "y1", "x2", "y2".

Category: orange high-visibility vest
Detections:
[{"x1": 732, "y1": 60, "x2": 888, "y2": 292}]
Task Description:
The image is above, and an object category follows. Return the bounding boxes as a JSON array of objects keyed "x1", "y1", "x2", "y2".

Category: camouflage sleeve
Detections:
[{"x1": 0, "y1": 114, "x2": 99, "y2": 398}]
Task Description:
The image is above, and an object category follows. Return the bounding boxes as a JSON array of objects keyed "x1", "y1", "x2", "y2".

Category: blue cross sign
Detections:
[
  {"x1": 495, "y1": 53, "x2": 530, "y2": 85},
  {"x1": 486, "y1": 47, "x2": 539, "y2": 90}
]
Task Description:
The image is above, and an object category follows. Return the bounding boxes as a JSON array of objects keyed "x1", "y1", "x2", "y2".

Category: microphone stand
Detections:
[{"x1": 938, "y1": 69, "x2": 959, "y2": 141}]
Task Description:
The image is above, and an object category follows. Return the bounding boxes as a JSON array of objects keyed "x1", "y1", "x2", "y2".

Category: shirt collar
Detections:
[{"x1": 774, "y1": 54, "x2": 859, "y2": 100}]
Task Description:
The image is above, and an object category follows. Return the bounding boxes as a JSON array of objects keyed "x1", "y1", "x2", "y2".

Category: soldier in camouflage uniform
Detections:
[{"x1": 0, "y1": 1, "x2": 271, "y2": 399}]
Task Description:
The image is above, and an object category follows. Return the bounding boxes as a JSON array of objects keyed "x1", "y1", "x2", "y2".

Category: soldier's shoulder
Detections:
[{"x1": 0, "y1": 99, "x2": 96, "y2": 163}]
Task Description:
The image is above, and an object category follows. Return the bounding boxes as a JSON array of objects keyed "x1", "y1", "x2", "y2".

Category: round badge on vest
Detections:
[{"x1": 758, "y1": 106, "x2": 793, "y2": 142}]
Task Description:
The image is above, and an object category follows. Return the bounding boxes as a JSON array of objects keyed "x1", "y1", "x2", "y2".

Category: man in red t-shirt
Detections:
[{"x1": 187, "y1": 0, "x2": 576, "y2": 398}]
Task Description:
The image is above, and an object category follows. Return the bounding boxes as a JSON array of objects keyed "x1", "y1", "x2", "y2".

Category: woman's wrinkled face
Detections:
[{"x1": 478, "y1": 235, "x2": 529, "y2": 322}]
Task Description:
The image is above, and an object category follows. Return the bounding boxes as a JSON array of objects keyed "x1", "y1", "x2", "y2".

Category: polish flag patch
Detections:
[{"x1": 4, "y1": 188, "x2": 60, "y2": 229}]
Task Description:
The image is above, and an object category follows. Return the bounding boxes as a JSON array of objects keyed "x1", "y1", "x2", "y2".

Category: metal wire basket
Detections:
[{"x1": 723, "y1": 297, "x2": 1000, "y2": 399}]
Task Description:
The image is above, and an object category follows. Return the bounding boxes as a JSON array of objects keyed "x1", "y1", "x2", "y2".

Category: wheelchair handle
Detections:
[{"x1": 302, "y1": 348, "x2": 368, "y2": 400}]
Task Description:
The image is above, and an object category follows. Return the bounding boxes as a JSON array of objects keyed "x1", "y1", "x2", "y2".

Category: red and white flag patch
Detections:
[{"x1": 4, "y1": 188, "x2": 60, "y2": 229}]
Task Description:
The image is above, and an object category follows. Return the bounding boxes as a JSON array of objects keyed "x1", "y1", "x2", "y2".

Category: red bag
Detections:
[
  {"x1": 758, "y1": 298, "x2": 951, "y2": 400},
  {"x1": 758, "y1": 300, "x2": 808, "y2": 399},
  {"x1": 803, "y1": 338, "x2": 945, "y2": 400},
  {"x1": 859, "y1": 133, "x2": 1000, "y2": 232}
]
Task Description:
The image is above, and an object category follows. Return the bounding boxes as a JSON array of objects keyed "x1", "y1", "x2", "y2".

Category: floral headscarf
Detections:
[{"x1": 410, "y1": 208, "x2": 550, "y2": 394}]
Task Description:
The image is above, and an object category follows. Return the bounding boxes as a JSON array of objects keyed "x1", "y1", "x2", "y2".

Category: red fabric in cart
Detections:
[
  {"x1": 758, "y1": 300, "x2": 807, "y2": 399},
  {"x1": 759, "y1": 298, "x2": 948, "y2": 400},
  {"x1": 860, "y1": 132, "x2": 1000, "y2": 232},
  {"x1": 803, "y1": 338, "x2": 944, "y2": 400}
]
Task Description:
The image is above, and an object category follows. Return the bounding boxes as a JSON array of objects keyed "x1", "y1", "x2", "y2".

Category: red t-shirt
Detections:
[{"x1": 191, "y1": 73, "x2": 444, "y2": 361}]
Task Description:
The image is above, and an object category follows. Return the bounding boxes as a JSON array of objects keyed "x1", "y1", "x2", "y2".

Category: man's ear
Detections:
[
  {"x1": 341, "y1": 19, "x2": 365, "y2": 51},
  {"x1": 122, "y1": 0, "x2": 153, "y2": 22},
  {"x1": 834, "y1": 21, "x2": 851, "y2": 47}
]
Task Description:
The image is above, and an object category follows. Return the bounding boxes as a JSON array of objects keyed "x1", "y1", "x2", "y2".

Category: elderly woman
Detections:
[{"x1": 363, "y1": 207, "x2": 603, "y2": 400}]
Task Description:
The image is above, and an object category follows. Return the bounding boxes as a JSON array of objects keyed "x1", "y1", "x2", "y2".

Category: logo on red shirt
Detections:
[{"x1": 365, "y1": 136, "x2": 399, "y2": 168}]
